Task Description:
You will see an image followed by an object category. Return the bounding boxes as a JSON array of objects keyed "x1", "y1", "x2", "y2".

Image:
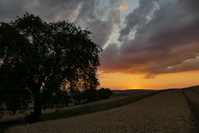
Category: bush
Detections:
[
  {"x1": 98, "y1": 88, "x2": 113, "y2": 99},
  {"x1": 82, "y1": 89, "x2": 99, "y2": 102}
]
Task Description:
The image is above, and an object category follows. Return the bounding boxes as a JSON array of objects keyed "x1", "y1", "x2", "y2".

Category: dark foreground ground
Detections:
[{"x1": 7, "y1": 89, "x2": 198, "y2": 133}]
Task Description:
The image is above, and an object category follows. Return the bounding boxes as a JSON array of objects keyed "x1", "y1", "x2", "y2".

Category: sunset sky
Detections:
[{"x1": 1, "y1": 0, "x2": 199, "y2": 90}]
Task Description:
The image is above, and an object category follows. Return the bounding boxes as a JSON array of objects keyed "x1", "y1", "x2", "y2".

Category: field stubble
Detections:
[
  {"x1": 183, "y1": 88, "x2": 199, "y2": 131},
  {"x1": 7, "y1": 90, "x2": 196, "y2": 133}
]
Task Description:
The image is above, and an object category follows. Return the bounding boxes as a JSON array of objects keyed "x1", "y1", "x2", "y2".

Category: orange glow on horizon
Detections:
[
  {"x1": 98, "y1": 70, "x2": 199, "y2": 90},
  {"x1": 128, "y1": 87, "x2": 142, "y2": 90}
]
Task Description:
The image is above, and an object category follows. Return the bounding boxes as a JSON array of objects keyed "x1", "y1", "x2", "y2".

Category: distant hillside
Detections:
[
  {"x1": 184, "y1": 85, "x2": 199, "y2": 89},
  {"x1": 112, "y1": 89, "x2": 158, "y2": 97},
  {"x1": 111, "y1": 85, "x2": 199, "y2": 97}
]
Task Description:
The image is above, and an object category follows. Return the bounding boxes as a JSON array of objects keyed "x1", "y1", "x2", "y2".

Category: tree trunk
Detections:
[{"x1": 33, "y1": 90, "x2": 42, "y2": 122}]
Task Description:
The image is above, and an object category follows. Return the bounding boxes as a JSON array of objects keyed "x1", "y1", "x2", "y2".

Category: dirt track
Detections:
[{"x1": 7, "y1": 90, "x2": 196, "y2": 133}]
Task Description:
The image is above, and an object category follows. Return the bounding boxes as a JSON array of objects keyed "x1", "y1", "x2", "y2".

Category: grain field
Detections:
[
  {"x1": 184, "y1": 89, "x2": 199, "y2": 104},
  {"x1": 189, "y1": 86, "x2": 199, "y2": 94},
  {"x1": 7, "y1": 90, "x2": 196, "y2": 133}
]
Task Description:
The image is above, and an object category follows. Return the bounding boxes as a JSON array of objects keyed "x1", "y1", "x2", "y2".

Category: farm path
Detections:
[{"x1": 8, "y1": 90, "x2": 196, "y2": 133}]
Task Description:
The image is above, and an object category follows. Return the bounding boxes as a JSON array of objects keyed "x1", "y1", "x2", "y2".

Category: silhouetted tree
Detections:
[
  {"x1": 0, "y1": 86, "x2": 32, "y2": 114},
  {"x1": 98, "y1": 88, "x2": 113, "y2": 99},
  {"x1": 0, "y1": 13, "x2": 101, "y2": 122},
  {"x1": 71, "y1": 89, "x2": 83, "y2": 105},
  {"x1": 42, "y1": 89, "x2": 70, "y2": 109}
]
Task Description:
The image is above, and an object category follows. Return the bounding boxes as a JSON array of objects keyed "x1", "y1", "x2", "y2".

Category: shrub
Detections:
[{"x1": 98, "y1": 88, "x2": 113, "y2": 99}]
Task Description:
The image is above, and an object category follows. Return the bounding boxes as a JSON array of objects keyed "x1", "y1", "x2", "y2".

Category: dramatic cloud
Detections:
[
  {"x1": 109, "y1": 9, "x2": 120, "y2": 24},
  {"x1": 74, "y1": 1, "x2": 118, "y2": 47},
  {"x1": 1, "y1": 0, "x2": 198, "y2": 78},
  {"x1": 100, "y1": 0, "x2": 199, "y2": 77},
  {"x1": 0, "y1": 0, "x2": 80, "y2": 22},
  {"x1": 0, "y1": 0, "x2": 123, "y2": 47}
]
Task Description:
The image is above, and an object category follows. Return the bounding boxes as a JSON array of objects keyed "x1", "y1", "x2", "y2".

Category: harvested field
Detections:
[
  {"x1": 189, "y1": 86, "x2": 199, "y2": 94},
  {"x1": 184, "y1": 89, "x2": 199, "y2": 104},
  {"x1": 183, "y1": 88, "x2": 199, "y2": 130},
  {"x1": 7, "y1": 90, "x2": 196, "y2": 133}
]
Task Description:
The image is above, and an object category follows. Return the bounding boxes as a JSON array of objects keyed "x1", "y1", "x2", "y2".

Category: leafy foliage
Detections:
[
  {"x1": 98, "y1": 88, "x2": 113, "y2": 99},
  {"x1": 0, "y1": 13, "x2": 101, "y2": 122}
]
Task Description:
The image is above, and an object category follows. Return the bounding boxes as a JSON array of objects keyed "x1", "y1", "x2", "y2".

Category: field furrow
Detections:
[
  {"x1": 190, "y1": 87, "x2": 199, "y2": 95},
  {"x1": 7, "y1": 90, "x2": 196, "y2": 133},
  {"x1": 184, "y1": 89, "x2": 199, "y2": 104},
  {"x1": 183, "y1": 88, "x2": 199, "y2": 130}
]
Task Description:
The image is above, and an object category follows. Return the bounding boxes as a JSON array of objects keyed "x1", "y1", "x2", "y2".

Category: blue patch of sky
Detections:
[
  {"x1": 95, "y1": 0, "x2": 119, "y2": 21},
  {"x1": 103, "y1": 0, "x2": 139, "y2": 49}
]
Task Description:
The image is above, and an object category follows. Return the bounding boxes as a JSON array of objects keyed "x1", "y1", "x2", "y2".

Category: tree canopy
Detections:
[{"x1": 0, "y1": 13, "x2": 102, "y2": 122}]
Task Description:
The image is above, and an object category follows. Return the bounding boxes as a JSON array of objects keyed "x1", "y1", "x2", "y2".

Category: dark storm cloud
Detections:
[
  {"x1": 33, "y1": 0, "x2": 80, "y2": 21},
  {"x1": 1, "y1": 0, "x2": 198, "y2": 77},
  {"x1": 75, "y1": 0, "x2": 115, "y2": 47},
  {"x1": 89, "y1": 20, "x2": 113, "y2": 47},
  {"x1": 100, "y1": 0, "x2": 199, "y2": 77},
  {"x1": 119, "y1": 0, "x2": 159, "y2": 41},
  {"x1": 0, "y1": 0, "x2": 26, "y2": 22},
  {"x1": 0, "y1": 0, "x2": 120, "y2": 47},
  {"x1": 0, "y1": 0, "x2": 80, "y2": 22}
]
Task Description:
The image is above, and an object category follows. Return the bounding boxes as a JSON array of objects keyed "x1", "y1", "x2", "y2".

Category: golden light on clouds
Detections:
[
  {"x1": 119, "y1": 2, "x2": 129, "y2": 10},
  {"x1": 69, "y1": 9, "x2": 79, "y2": 20},
  {"x1": 73, "y1": 9, "x2": 79, "y2": 17},
  {"x1": 109, "y1": 9, "x2": 120, "y2": 23}
]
